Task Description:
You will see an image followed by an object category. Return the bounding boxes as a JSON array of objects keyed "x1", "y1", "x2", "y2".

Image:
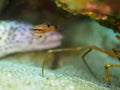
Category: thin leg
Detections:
[
  {"x1": 112, "y1": 48, "x2": 120, "y2": 61},
  {"x1": 42, "y1": 45, "x2": 120, "y2": 86},
  {"x1": 42, "y1": 47, "x2": 86, "y2": 77},
  {"x1": 81, "y1": 48, "x2": 97, "y2": 78},
  {"x1": 105, "y1": 64, "x2": 120, "y2": 87},
  {"x1": 42, "y1": 45, "x2": 115, "y2": 77},
  {"x1": 42, "y1": 51, "x2": 51, "y2": 77},
  {"x1": 81, "y1": 46, "x2": 120, "y2": 86}
]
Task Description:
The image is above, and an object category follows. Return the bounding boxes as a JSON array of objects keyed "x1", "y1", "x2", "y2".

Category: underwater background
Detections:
[{"x1": 0, "y1": 0, "x2": 120, "y2": 90}]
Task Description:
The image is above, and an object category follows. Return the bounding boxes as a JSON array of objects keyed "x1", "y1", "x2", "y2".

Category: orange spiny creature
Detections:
[{"x1": 32, "y1": 24, "x2": 58, "y2": 34}]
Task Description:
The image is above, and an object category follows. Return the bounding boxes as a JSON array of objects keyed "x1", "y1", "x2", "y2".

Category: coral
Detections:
[{"x1": 55, "y1": 0, "x2": 120, "y2": 33}]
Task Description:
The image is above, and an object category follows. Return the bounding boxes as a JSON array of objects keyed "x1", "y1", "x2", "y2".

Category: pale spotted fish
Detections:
[{"x1": 0, "y1": 21, "x2": 63, "y2": 57}]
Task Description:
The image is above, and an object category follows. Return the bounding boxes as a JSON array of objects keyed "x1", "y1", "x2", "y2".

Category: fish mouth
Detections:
[
  {"x1": 36, "y1": 31, "x2": 63, "y2": 50},
  {"x1": 44, "y1": 31, "x2": 63, "y2": 42}
]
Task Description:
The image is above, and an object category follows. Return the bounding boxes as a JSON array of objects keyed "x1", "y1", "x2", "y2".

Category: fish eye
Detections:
[
  {"x1": 37, "y1": 34, "x2": 46, "y2": 41},
  {"x1": 47, "y1": 24, "x2": 50, "y2": 27}
]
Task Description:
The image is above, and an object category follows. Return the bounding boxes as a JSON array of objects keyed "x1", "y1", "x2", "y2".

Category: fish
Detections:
[{"x1": 0, "y1": 21, "x2": 63, "y2": 57}]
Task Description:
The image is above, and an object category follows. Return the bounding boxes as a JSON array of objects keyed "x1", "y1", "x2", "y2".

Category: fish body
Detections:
[{"x1": 0, "y1": 21, "x2": 62, "y2": 57}]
